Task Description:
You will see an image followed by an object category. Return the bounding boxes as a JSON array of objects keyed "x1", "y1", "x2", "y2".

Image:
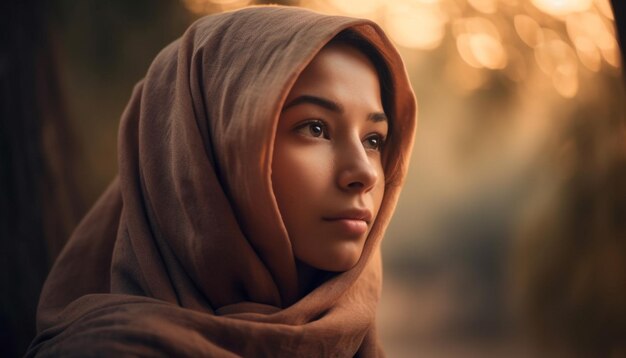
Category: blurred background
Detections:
[{"x1": 1, "y1": 0, "x2": 625, "y2": 357}]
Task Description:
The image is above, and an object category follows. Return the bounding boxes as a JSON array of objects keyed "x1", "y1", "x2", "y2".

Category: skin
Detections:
[{"x1": 272, "y1": 43, "x2": 388, "y2": 276}]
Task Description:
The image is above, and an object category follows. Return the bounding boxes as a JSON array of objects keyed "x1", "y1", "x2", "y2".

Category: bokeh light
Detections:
[
  {"x1": 468, "y1": 0, "x2": 498, "y2": 14},
  {"x1": 514, "y1": 14, "x2": 543, "y2": 47},
  {"x1": 531, "y1": 0, "x2": 593, "y2": 17},
  {"x1": 328, "y1": 0, "x2": 382, "y2": 16},
  {"x1": 384, "y1": 0, "x2": 447, "y2": 50},
  {"x1": 183, "y1": 0, "x2": 621, "y2": 90},
  {"x1": 182, "y1": 0, "x2": 252, "y2": 13},
  {"x1": 573, "y1": 36, "x2": 602, "y2": 71},
  {"x1": 454, "y1": 17, "x2": 507, "y2": 69},
  {"x1": 595, "y1": 0, "x2": 614, "y2": 20}
]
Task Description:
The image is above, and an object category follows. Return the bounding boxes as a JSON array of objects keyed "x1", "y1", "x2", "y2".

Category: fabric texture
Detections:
[{"x1": 28, "y1": 6, "x2": 417, "y2": 357}]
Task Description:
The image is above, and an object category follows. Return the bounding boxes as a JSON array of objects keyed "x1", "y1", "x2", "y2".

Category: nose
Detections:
[{"x1": 336, "y1": 140, "x2": 379, "y2": 193}]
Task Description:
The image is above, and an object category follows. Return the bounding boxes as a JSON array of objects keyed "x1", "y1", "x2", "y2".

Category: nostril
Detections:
[
  {"x1": 337, "y1": 155, "x2": 379, "y2": 192},
  {"x1": 348, "y1": 181, "x2": 364, "y2": 189}
]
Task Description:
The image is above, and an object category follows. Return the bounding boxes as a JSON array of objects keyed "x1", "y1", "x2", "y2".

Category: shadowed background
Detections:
[{"x1": 1, "y1": 0, "x2": 624, "y2": 357}]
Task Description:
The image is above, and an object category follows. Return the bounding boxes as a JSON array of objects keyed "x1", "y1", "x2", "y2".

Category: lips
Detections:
[
  {"x1": 322, "y1": 208, "x2": 373, "y2": 237},
  {"x1": 323, "y1": 208, "x2": 373, "y2": 224}
]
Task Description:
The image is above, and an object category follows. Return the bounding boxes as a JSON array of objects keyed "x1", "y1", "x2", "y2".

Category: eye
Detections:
[
  {"x1": 363, "y1": 133, "x2": 386, "y2": 151},
  {"x1": 295, "y1": 120, "x2": 329, "y2": 139}
]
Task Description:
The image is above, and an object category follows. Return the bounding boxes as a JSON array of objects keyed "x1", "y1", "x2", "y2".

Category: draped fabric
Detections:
[{"x1": 28, "y1": 6, "x2": 416, "y2": 357}]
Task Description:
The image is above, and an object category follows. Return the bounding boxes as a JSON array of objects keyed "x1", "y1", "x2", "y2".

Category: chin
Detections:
[
  {"x1": 323, "y1": 259, "x2": 359, "y2": 272},
  {"x1": 307, "y1": 249, "x2": 362, "y2": 272}
]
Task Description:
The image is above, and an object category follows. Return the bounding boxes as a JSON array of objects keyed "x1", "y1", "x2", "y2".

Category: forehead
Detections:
[{"x1": 285, "y1": 43, "x2": 383, "y2": 105}]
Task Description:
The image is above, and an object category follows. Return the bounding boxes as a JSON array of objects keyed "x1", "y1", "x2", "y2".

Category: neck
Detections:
[{"x1": 296, "y1": 260, "x2": 331, "y2": 298}]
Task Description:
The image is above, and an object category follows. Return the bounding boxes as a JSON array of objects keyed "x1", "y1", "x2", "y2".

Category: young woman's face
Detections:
[{"x1": 272, "y1": 43, "x2": 388, "y2": 272}]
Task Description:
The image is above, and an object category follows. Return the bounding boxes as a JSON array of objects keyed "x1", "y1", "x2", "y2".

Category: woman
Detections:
[{"x1": 28, "y1": 6, "x2": 416, "y2": 357}]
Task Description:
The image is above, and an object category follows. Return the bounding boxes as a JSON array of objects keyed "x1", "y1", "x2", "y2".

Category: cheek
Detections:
[
  {"x1": 271, "y1": 141, "x2": 333, "y2": 221},
  {"x1": 371, "y1": 163, "x2": 386, "y2": 216}
]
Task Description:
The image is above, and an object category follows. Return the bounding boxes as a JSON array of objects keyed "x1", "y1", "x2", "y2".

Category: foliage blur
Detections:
[{"x1": 2, "y1": 0, "x2": 624, "y2": 357}]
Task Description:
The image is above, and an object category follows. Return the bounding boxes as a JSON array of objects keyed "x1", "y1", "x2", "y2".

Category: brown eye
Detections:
[
  {"x1": 363, "y1": 134, "x2": 385, "y2": 151},
  {"x1": 295, "y1": 120, "x2": 329, "y2": 139},
  {"x1": 309, "y1": 123, "x2": 324, "y2": 137}
]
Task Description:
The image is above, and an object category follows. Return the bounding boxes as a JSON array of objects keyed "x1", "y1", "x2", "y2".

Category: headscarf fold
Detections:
[{"x1": 29, "y1": 6, "x2": 416, "y2": 357}]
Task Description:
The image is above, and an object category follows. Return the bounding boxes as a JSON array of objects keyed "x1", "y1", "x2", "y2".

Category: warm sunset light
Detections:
[
  {"x1": 453, "y1": 17, "x2": 507, "y2": 69},
  {"x1": 514, "y1": 14, "x2": 544, "y2": 47},
  {"x1": 573, "y1": 36, "x2": 603, "y2": 71},
  {"x1": 531, "y1": 0, "x2": 593, "y2": 17},
  {"x1": 385, "y1": 0, "x2": 447, "y2": 49},
  {"x1": 177, "y1": 0, "x2": 620, "y2": 101},
  {"x1": 328, "y1": 0, "x2": 382, "y2": 16},
  {"x1": 472, "y1": 33, "x2": 507, "y2": 69},
  {"x1": 468, "y1": 0, "x2": 497, "y2": 14},
  {"x1": 180, "y1": 0, "x2": 617, "y2": 98},
  {"x1": 595, "y1": 0, "x2": 614, "y2": 20},
  {"x1": 182, "y1": 0, "x2": 252, "y2": 13}
]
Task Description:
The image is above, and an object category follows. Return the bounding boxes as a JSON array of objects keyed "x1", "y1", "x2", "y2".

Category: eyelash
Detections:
[{"x1": 294, "y1": 119, "x2": 386, "y2": 151}]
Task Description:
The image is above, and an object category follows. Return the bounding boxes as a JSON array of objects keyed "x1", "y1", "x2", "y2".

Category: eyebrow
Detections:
[
  {"x1": 282, "y1": 94, "x2": 388, "y2": 123},
  {"x1": 368, "y1": 112, "x2": 388, "y2": 123}
]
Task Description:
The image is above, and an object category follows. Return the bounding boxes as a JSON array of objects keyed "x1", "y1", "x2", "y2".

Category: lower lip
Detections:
[{"x1": 325, "y1": 219, "x2": 368, "y2": 236}]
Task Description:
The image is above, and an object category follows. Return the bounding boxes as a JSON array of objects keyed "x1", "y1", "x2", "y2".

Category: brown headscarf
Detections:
[{"x1": 28, "y1": 6, "x2": 416, "y2": 357}]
